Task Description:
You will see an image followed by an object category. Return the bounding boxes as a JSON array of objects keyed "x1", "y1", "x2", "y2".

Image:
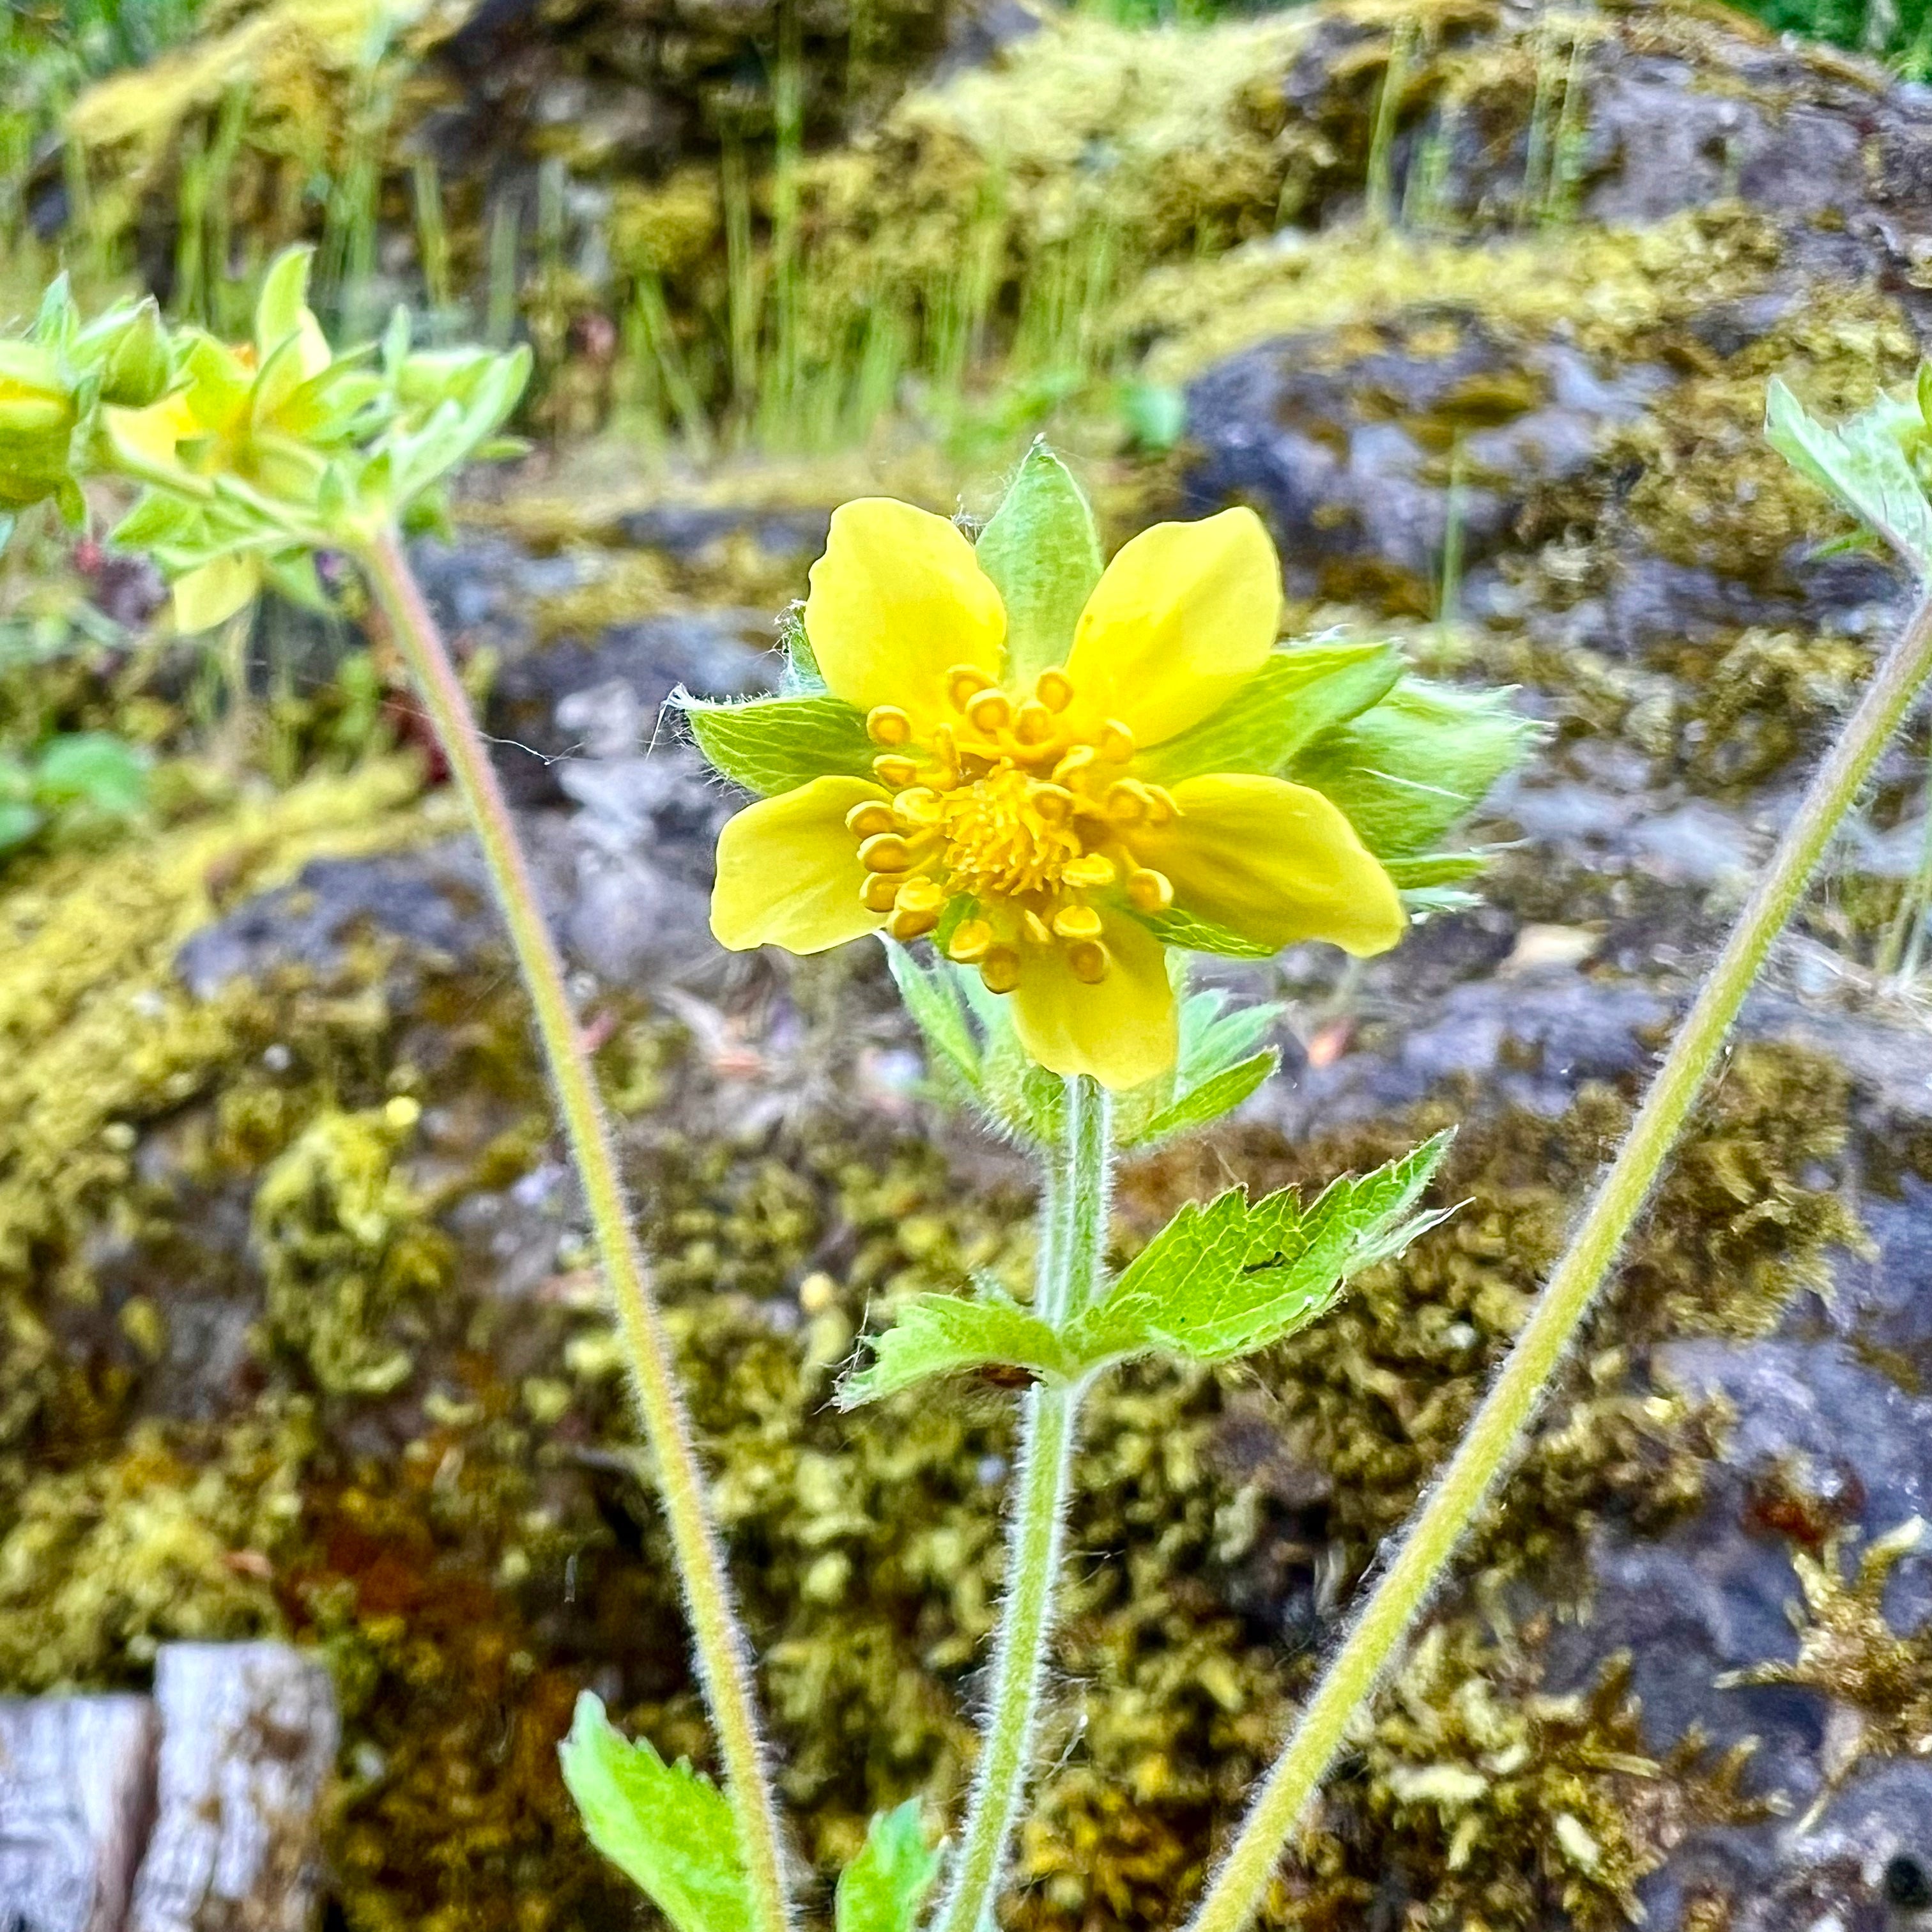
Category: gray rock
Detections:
[
  {"x1": 0, "y1": 1695, "x2": 158, "y2": 1932},
  {"x1": 127, "y1": 1644, "x2": 337, "y2": 1932}
]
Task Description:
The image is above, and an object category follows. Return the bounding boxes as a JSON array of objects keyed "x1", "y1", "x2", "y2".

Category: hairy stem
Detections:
[
  {"x1": 1184, "y1": 588, "x2": 1932, "y2": 1932},
  {"x1": 934, "y1": 1077, "x2": 1112, "y2": 1932},
  {"x1": 358, "y1": 523, "x2": 793, "y2": 1932}
]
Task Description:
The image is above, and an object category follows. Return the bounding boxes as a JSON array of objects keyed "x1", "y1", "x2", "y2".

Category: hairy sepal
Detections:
[{"x1": 678, "y1": 687, "x2": 876, "y2": 796}]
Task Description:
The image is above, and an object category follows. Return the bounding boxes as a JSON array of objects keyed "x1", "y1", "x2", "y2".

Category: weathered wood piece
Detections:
[
  {"x1": 0, "y1": 1694, "x2": 159, "y2": 1932},
  {"x1": 126, "y1": 1644, "x2": 337, "y2": 1932}
]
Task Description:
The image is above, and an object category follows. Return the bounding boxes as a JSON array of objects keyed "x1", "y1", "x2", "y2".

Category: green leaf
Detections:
[
  {"x1": 558, "y1": 1693, "x2": 756, "y2": 1932},
  {"x1": 837, "y1": 1291, "x2": 1071, "y2": 1407},
  {"x1": 1136, "y1": 641, "x2": 1404, "y2": 786},
  {"x1": 33, "y1": 733, "x2": 147, "y2": 816},
  {"x1": 1066, "y1": 1132, "x2": 1455, "y2": 1366},
  {"x1": 836, "y1": 1802, "x2": 942, "y2": 1932},
  {"x1": 109, "y1": 489, "x2": 199, "y2": 551},
  {"x1": 1766, "y1": 376, "x2": 1932, "y2": 576},
  {"x1": 678, "y1": 690, "x2": 874, "y2": 796},
  {"x1": 885, "y1": 941, "x2": 982, "y2": 1096},
  {"x1": 254, "y1": 246, "x2": 318, "y2": 361},
  {"x1": 1289, "y1": 679, "x2": 1534, "y2": 862},
  {"x1": 974, "y1": 442, "x2": 1104, "y2": 685}
]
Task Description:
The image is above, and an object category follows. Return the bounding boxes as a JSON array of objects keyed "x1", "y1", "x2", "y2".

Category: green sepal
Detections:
[
  {"x1": 1128, "y1": 1050, "x2": 1278, "y2": 1149},
  {"x1": 558, "y1": 1692, "x2": 756, "y2": 1932},
  {"x1": 1766, "y1": 376, "x2": 1932, "y2": 576},
  {"x1": 1128, "y1": 903, "x2": 1278, "y2": 959},
  {"x1": 1135, "y1": 641, "x2": 1403, "y2": 786},
  {"x1": 885, "y1": 940, "x2": 982, "y2": 1098},
  {"x1": 778, "y1": 605, "x2": 827, "y2": 696},
  {"x1": 677, "y1": 689, "x2": 875, "y2": 795},
  {"x1": 836, "y1": 1802, "x2": 943, "y2": 1932},
  {"x1": 974, "y1": 440, "x2": 1104, "y2": 684},
  {"x1": 1063, "y1": 1131, "x2": 1456, "y2": 1366},
  {"x1": 1289, "y1": 678, "x2": 1536, "y2": 864}
]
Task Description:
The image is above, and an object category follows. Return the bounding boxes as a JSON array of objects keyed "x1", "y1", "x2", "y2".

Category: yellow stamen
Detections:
[
  {"x1": 1014, "y1": 700, "x2": 1056, "y2": 746},
  {"x1": 1067, "y1": 939, "x2": 1110, "y2": 985},
  {"x1": 1032, "y1": 783, "x2": 1074, "y2": 824},
  {"x1": 893, "y1": 787, "x2": 944, "y2": 828},
  {"x1": 1053, "y1": 745, "x2": 1095, "y2": 784},
  {"x1": 980, "y1": 946, "x2": 1022, "y2": 994},
  {"x1": 887, "y1": 903, "x2": 939, "y2": 941},
  {"x1": 966, "y1": 688, "x2": 1012, "y2": 734},
  {"x1": 859, "y1": 833, "x2": 913, "y2": 873},
  {"x1": 861, "y1": 873, "x2": 902, "y2": 912},
  {"x1": 873, "y1": 754, "x2": 919, "y2": 788},
  {"x1": 1035, "y1": 668, "x2": 1073, "y2": 713},
  {"x1": 1062, "y1": 853, "x2": 1117, "y2": 888},
  {"x1": 846, "y1": 801, "x2": 895, "y2": 838},
  {"x1": 1023, "y1": 910, "x2": 1053, "y2": 946},
  {"x1": 894, "y1": 877, "x2": 946, "y2": 916},
  {"x1": 947, "y1": 664, "x2": 993, "y2": 710},
  {"x1": 866, "y1": 705, "x2": 912, "y2": 746},
  {"x1": 946, "y1": 917, "x2": 993, "y2": 964},
  {"x1": 1126, "y1": 867, "x2": 1174, "y2": 913},
  {"x1": 1105, "y1": 780, "x2": 1151, "y2": 825},
  {"x1": 1052, "y1": 903, "x2": 1103, "y2": 942},
  {"x1": 1099, "y1": 719, "x2": 1136, "y2": 763},
  {"x1": 1145, "y1": 785, "x2": 1179, "y2": 826}
]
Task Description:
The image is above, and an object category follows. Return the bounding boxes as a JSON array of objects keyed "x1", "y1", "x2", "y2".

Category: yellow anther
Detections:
[
  {"x1": 1103, "y1": 781, "x2": 1146, "y2": 825},
  {"x1": 893, "y1": 787, "x2": 944, "y2": 828},
  {"x1": 861, "y1": 873, "x2": 903, "y2": 912},
  {"x1": 1022, "y1": 909, "x2": 1054, "y2": 947},
  {"x1": 873, "y1": 754, "x2": 919, "y2": 788},
  {"x1": 1052, "y1": 903, "x2": 1103, "y2": 942},
  {"x1": 1032, "y1": 783, "x2": 1075, "y2": 824},
  {"x1": 965, "y1": 688, "x2": 1013, "y2": 734},
  {"x1": 946, "y1": 917, "x2": 993, "y2": 964},
  {"x1": 894, "y1": 877, "x2": 946, "y2": 916},
  {"x1": 1145, "y1": 784, "x2": 1179, "y2": 826},
  {"x1": 1013, "y1": 700, "x2": 1056, "y2": 746},
  {"x1": 980, "y1": 946, "x2": 1022, "y2": 994},
  {"x1": 1067, "y1": 939, "x2": 1110, "y2": 985},
  {"x1": 887, "y1": 903, "x2": 940, "y2": 941},
  {"x1": 1035, "y1": 668, "x2": 1074, "y2": 713},
  {"x1": 1052, "y1": 745, "x2": 1095, "y2": 784},
  {"x1": 947, "y1": 664, "x2": 994, "y2": 711},
  {"x1": 1099, "y1": 719, "x2": 1136, "y2": 763},
  {"x1": 1126, "y1": 866, "x2": 1174, "y2": 913},
  {"x1": 866, "y1": 705, "x2": 913, "y2": 746},
  {"x1": 1062, "y1": 852, "x2": 1117, "y2": 888},
  {"x1": 859, "y1": 833, "x2": 913, "y2": 873},
  {"x1": 846, "y1": 800, "x2": 896, "y2": 838}
]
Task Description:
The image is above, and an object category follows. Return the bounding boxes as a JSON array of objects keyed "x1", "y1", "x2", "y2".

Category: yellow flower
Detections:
[{"x1": 709, "y1": 499, "x2": 1406, "y2": 1090}]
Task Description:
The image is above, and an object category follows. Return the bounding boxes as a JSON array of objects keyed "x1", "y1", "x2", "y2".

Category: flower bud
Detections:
[
  {"x1": 0, "y1": 341, "x2": 79, "y2": 508},
  {"x1": 95, "y1": 299, "x2": 172, "y2": 408}
]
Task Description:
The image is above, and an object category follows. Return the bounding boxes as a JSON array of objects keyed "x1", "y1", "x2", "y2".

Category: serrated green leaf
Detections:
[
  {"x1": 975, "y1": 441, "x2": 1105, "y2": 684},
  {"x1": 1290, "y1": 680, "x2": 1533, "y2": 862},
  {"x1": 885, "y1": 940, "x2": 982, "y2": 1096},
  {"x1": 1766, "y1": 376, "x2": 1932, "y2": 575},
  {"x1": 1177, "y1": 989, "x2": 1284, "y2": 1091},
  {"x1": 836, "y1": 1802, "x2": 942, "y2": 1932},
  {"x1": 680, "y1": 690, "x2": 874, "y2": 796},
  {"x1": 837, "y1": 1291, "x2": 1071, "y2": 1407},
  {"x1": 33, "y1": 733, "x2": 147, "y2": 815},
  {"x1": 558, "y1": 1693, "x2": 755, "y2": 1932},
  {"x1": 1136, "y1": 641, "x2": 1404, "y2": 786},
  {"x1": 1067, "y1": 1131, "x2": 1455, "y2": 1365}
]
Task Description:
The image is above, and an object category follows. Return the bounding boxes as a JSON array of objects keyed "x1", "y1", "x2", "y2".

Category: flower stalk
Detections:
[
  {"x1": 934, "y1": 1076, "x2": 1112, "y2": 1932},
  {"x1": 356, "y1": 523, "x2": 795, "y2": 1932},
  {"x1": 1182, "y1": 583, "x2": 1932, "y2": 1932}
]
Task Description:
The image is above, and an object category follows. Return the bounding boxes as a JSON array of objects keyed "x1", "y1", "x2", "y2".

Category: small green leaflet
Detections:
[
  {"x1": 1136, "y1": 641, "x2": 1404, "y2": 786},
  {"x1": 1066, "y1": 1131, "x2": 1457, "y2": 1365},
  {"x1": 558, "y1": 1692, "x2": 755, "y2": 1932},
  {"x1": 839, "y1": 1135, "x2": 1456, "y2": 1402},
  {"x1": 974, "y1": 441, "x2": 1105, "y2": 685},
  {"x1": 1765, "y1": 376, "x2": 1932, "y2": 578},
  {"x1": 836, "y1": 1289, "x2": 1070, "y2": 1407},
  {"x1": 835, "y1": 1802, "x2": 942, "y2": 1932},
  {"x1": 678, "y1": 689, "x2": 875, "y2": 795},
  {"x1": 1115, "y1": 985, "x2": 1284, "y2": 1150}
]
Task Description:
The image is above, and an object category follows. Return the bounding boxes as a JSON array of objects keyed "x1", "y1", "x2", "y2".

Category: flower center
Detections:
[{"x1": 848, "y1": 664, "x2": 1180, "y2": 996}]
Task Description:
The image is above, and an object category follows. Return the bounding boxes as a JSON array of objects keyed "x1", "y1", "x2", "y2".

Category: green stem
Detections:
[
  {"x1": 934, "y1": 1076, "x2": 1112, "y2": 1932},
  {"x1": 358, "y1": 524, "x2": 793, "y2": 1932},
  {"x1": 1183, "y1": 585, "x2": 1932, "y2": 1932}
]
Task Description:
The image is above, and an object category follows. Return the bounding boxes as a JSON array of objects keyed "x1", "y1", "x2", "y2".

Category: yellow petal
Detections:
[
  {"x1": 803, "y1": 499, "x2": 1005, "y2": 722},
  {"x1": 102, "y1": 393, "x2": 199, "y2": 486},
  {"x1": 1064, "y1": 509, "x2": 1281, "y2": 746},
  {"x1": 171, "y1": 553, "x2": 260, "y2": 634},
  {"x1": 1132, "y1": 773, "x2": 1405, "y2": 957},
  {"x1": 710, "y1": 776, "x2": 887, "y2": 954},
  {"x1": 1009, "y1": 910, "x2": 1177, "y2": 1091}
]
